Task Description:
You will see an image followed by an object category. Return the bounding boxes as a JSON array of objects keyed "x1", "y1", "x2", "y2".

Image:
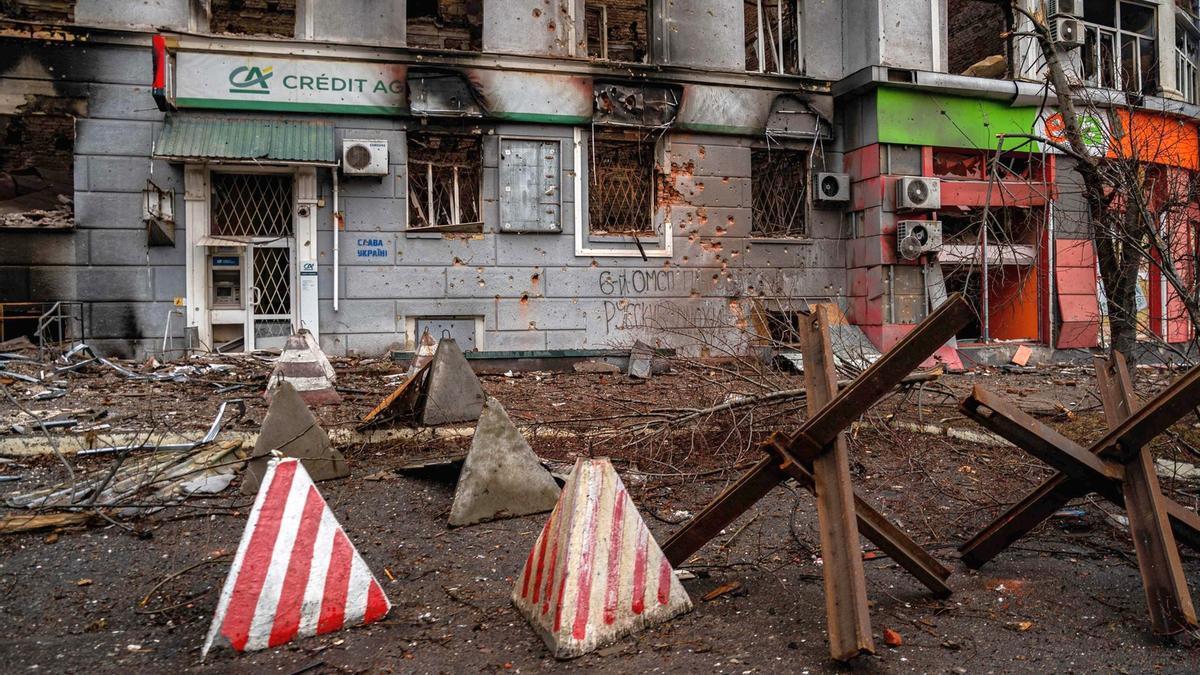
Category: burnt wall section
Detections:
[
  {"x1": 407, "y1": 0, "x2": 483, "y2": 51},
  {"x1": 0, "y1": 40, "x2": 181, "y2": 357},
  {"x1": 663, "y1": 0, "x2": 742, "y2": 71},
  {"x1": 209, "y1": 0, "x2": 295, "y2": 37},
  {"x1": 0, "y1": 0, "x2": 74, "y2": 24},
  {"x1": 946, "y1": 0, "x2": 1008, "y2": 76}
]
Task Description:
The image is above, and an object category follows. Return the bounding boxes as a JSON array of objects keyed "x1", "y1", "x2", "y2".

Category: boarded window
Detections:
[
  {"x1": 0, "y1": 112, "x2": 74, "y2": 229},
  {"x1": 750, "y1": 148, "x2": 806, "y2": 237},
  {"x1": 209, "y1": 0, "x2": 296, "y2": 37},
  {"x1": 499, "y1": 139, "x2": 561, "y2": 233},
  {"x1": 407, "y1": 0, "x2": 483, "y2": 51},
  {"x1": 407, "y1": 131, "x2": 482, "y2": 229},
  {"x1": 587, "y1": 1, "x2": 650, "y2": 63},
  {"x1": 210, "y1": 173, "x2": 293, "y2": 238},
  {"x1": 589, "y1": 137, "x2": 656, "y2": 235},
  {"x1": 745, "y1": 0, "x2": 801, "y2": 74}
]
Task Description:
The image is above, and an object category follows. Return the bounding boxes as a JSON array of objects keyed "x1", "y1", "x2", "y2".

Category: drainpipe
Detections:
[{"x1": 333, "y1": 167, "x2": 340, "y2": 312}]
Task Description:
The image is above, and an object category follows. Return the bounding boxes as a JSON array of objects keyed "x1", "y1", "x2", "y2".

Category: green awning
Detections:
[{"x1": 154, "y1": 115, "x2": 336, "y2": 164}]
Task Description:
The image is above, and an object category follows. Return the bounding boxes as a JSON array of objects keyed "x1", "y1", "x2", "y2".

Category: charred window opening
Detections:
[
  {"x1": 939, "y1": 207, "x2": 1042, "y2": 246},
  {"x1": 407, "y1": 131, "x2": 482, "y2": 230},
  {"x1": 586, "y1": 1, "x2": 649, "y2": 63},
  {"x1": 210, "y1": 173, "x2": 293, "y2": 238},
  {"x1": 209, "y1": 0, "x2": 297, "y2": 37},
  {"x1": 750, "y1": 147, "x2": 807, "y2": 237},
  {"x1": 764, "y1": 309, "x2": 803, "y2": 345},
  {"x1": 745, "y1": 0, "x2": 802, "y2": 74},
  {"x1": 947, "y1": 0, "x2": 1012, "y2": 78},
  {"x1": 406, "y1": 0, "x2": 483, "y2": 52},
  {"x1": 931, "y1": 148, "x2": 1047, "y2": 182},
  {"x1": 0, "y1": 111, "x2": 74, "y2": 229},
  {"x1": 0, "y1": 0, "x2": 74, "y2": 23},
  {"x1": 588, "y1": 134, "x2": 657, "y2": 235}
]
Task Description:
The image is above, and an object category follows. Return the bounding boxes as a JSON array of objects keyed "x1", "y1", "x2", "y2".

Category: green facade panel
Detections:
[{"x1": 875, "y1": 87, "x2": 1043, "y2": 152}]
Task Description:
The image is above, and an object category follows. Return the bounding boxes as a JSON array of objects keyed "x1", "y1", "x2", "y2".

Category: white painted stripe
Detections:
[
  {"x1": 281, "y1": 376, "x2": 332, "y2": 392},
  {"x1": 342, "y1": 551, "x2": 371, "y2": 626},
  {"x1": 297, "y1": 503, "x2": 338, "y2": 639},
  {"x1": 202, "y1": 459, "x2": 280, "y2": 659},
  {"x1": 243, "y1": 463, "x2": 312, "y2": 651}
]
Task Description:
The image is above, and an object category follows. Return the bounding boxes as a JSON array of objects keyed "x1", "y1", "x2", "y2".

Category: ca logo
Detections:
[{"x1": 228, "y1": 65, "x2": 273, "y2": 95}]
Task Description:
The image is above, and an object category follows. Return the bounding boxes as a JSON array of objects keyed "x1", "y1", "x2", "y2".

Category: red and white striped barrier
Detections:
[
  {"x1": 202, "y1": 458, "x2": 390, "y2": 658},
  {"x1": 266, "y1": 329, "x2": 341, "y2": 406},
  {"x1": 512, "y1": 458, "x2": 692, "y2": 659}
]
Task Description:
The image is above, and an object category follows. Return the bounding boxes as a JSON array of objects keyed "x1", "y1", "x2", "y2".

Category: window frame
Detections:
[
  {"x1": 405, "y1": 130, "x2": 484, "y2": 231},
  {"x1": 749, "y1": 145, "x2": 809, "y2": 239},
  {"x1": 1079, "y1": 0, "x2": 1159, "y2": 95}
]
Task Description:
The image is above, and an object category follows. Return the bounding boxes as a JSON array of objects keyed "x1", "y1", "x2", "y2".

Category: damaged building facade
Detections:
[{"x1": 1, "y1": 1, "x2": 1198, "y2": 360}]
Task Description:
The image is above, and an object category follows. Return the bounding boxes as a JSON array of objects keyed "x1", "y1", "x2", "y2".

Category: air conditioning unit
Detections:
[
  {"x1": 1050, "y1": 17, "x2": 1084, "y2": 47},
  {"x1": 342, "y1": 139, "x2": 388, "y2": 176},
  {"x1": 896, "y1": 220, "x2": 943, "y2": 260},
  {"x1": 895, "y1": 176, "x2": 941, "y2": 211},
  {"x1": 1048, "y1": 0, "x2": 1081, "y2": 17},
  {"x1": 813, "y1": 172, "x2": 850, "y2": 203}
]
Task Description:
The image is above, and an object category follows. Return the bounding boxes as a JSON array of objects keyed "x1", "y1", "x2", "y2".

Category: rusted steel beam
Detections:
[
  {"x1": 960, "y1": 360, "x2": 1200, "y2": 567},
  {"x1": 661, "y1": 455, "x2": 786, "y2": 567},
  {"x1": 800, "y1": 306, "x2": 874, "y2": 661},
  {"x1": 768, "y1": 440, "x2": 953, "y2": 598},
  {"x1": 1096, "y1": 354, "x2": 1197, "y2": 635},
  {"x1": 965, "y1": 387, "x2": 1125, "y2": 487},
  {"x1": 783, "y1": 294, "x2": 974, "y2": 464},
  {"x1": 958, "y1": 397, "x2": 1200, "y2": 565}
]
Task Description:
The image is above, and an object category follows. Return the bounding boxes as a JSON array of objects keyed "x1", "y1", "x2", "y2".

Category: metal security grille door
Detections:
[
  {"x1": 250, "y1": 244, "x2": 294, "y2": 349},
  {"x1": 209, "y1": 172, "x2": 296, "y2": 351}
]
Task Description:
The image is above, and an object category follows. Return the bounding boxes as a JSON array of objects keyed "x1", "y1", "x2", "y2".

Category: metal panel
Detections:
[
  {"x1": 415, "y1": 317, "x2": 477, "y2": 351},
  {"x1": 154, "y1": 115, "x2": 336, "y2": 164},
  {"x1": 499, "y1": 138, "x2": 561, "y2": 233}
]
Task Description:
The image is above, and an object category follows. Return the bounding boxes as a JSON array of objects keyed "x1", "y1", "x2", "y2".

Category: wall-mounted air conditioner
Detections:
[
  {"x1": 896, "y1": 176, "x2": 941, "y2": 211},
  {"x1": 342, "y1": 139, "x2": 389, "y2": 176},
  {"x1": 896, "y1": 220, "x2": 943, "y2": 260},
  {"x1": 813, "y1": 172, "x2": 850, "y2": 203}
]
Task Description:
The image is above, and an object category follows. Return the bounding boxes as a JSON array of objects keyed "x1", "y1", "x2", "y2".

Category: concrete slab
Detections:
[
  {"x1": 419, "y1": 338, "x2": 486, "y2": 426},
  {"x1": 243, "y1": 382, "x2": 349, "y2": 495},
  {"x1": 448, "y1": 398, "x2": 560, "y2": 527},
  {"x1": 512, "y1": 458, "x2": 693, "y2": 659}
]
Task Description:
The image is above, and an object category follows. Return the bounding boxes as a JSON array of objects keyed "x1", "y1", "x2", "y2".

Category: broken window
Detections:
[
  {"x1": 586, "y1": 1, "x2": 650, "y2": 63},
  {"x1": 947, "y1": 0, "x2": 1011, "y2": 77},
  {"x1": 209, "y1": 0, "x2": 297, "y2": 37},
  {"x1": 406, "y1": 0, "x2": 483, "y2": 52},
  {"x1": 1177, "y1": 24, "x2": 1199, "y2": 104},
  {"x1": 750, "y1": 147, "x2": 807, "y2": 237},
  {"x1": 931, "y1": 149, "x2": 1047, "y2": 182},
  {"x1": 0, "y1": 111, "x2": 74, "y2": 229},
  {"x1": 1080, "y1": 1, "x2": 1158, "y2": 94},
  {"x1": 407, "y1": 131, "x2": 482, "y2": 230},
  {"x1": 744, "y1": 0, "x2": 801, "y2": 74},
  {"x1": 210, "y1": 173, "x2": 293, "y2": 238},
  {"x1": 588, "y1": 135, "x2": 657, "y2": 235},
  {"x1": 0, "y1": 1, "x2": 73, "y2": 23},
  {"x1": 764, "y1": 309, "x2": 803, "y2": 345}
]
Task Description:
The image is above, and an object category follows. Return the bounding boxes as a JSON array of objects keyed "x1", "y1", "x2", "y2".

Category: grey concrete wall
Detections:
[
  {"x1": 803, "y1": 0, "x2": 844, "y2": 81},
  {"x1": 75, "y1": 0, "x2": 198, "y2": 32},
  {"x1": 842, "y1": 0, "x2": 947, "y2": 74},
  {"x1": 0, "y1": 41, "x2": 181, "y2": 358},
  {"x1": 298, "y1": 0, "x2": 405, "y2": 46},
  {"x1": 314, "y1": 122, "x2": 844, "y2": 357},
  {"x1": 662, "y1": 0, "x2": 743, "y2": 71},
  {"x1": 483, "y1": 0, "x2": 583, "y2": 57},
  {"x1": 1053, "y1": 156, "x2": 1092, "y2": 239}
]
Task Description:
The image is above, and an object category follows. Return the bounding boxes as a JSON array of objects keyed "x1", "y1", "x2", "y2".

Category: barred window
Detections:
[
  {"x1": 210, "y1": 173, "x2": 293, "y2": 238},
  {"x1": 751, "y1": 148, "x2": 807, "y2": 237},
  {"x1": 588, "y1": 138, "x2": 657, "y2": 235}
]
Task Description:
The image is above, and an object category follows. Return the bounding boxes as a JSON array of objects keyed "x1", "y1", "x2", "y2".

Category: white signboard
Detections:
[{"x1": 174, "y1": 52, "x2": 407, "y2": 115}]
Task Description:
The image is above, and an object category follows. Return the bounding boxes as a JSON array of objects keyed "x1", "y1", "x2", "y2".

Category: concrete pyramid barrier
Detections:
[
  {"x1": 203, "y1": 458, "x2": 390, "y2": 659},
  {"x1": 420, "y1": 338, "x2": 486, "y2": 426},
  {"x1": 243, "y1": 381, "x2": 349, "y2": 495},
  {"x1": 448, "y1": 397, "x2": 560, "y2": 527},
  {"x1": 266, "y1": 329, "x2": 341, "y2": 406},
  {"x1": 512, "y1": 458, "x2": 693, "y2": 659}
]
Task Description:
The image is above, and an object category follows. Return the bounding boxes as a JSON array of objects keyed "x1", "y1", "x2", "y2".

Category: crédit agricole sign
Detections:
[{"x1": 174, "y1": 52, "x2": 406, "y2": 115}]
